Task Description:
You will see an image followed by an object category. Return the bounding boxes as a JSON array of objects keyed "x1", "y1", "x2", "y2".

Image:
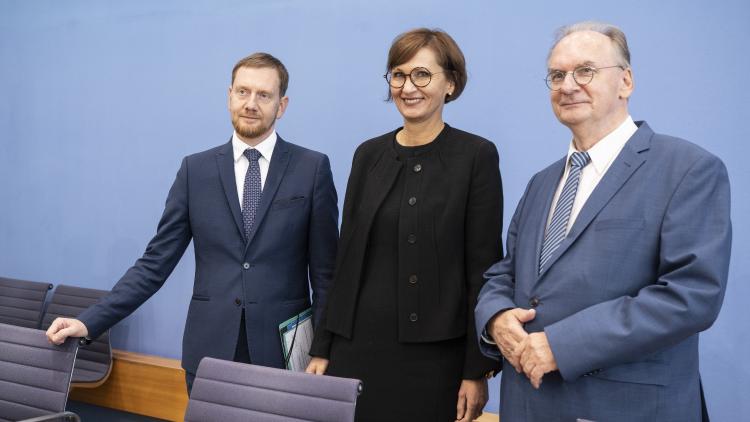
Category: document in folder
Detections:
[{"x1": 279, "y1": 307, "x2": 313, "y2": 371}]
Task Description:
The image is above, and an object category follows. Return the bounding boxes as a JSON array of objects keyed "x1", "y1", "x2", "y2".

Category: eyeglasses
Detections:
[
  {"x1": 545, "y1": 65, "x2": 625, "y2": 90},
  {"x1": 384, "y1": 67, "x2": 445, "y2": 88}
]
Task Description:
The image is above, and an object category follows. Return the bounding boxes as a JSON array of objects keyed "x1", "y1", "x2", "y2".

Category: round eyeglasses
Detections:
[
  {"x1": 384, "y1": 67, "x2": 445, "y2": 88},
  {"x1": 545, "y1": 65, "x2": 625, "y2": 90}
]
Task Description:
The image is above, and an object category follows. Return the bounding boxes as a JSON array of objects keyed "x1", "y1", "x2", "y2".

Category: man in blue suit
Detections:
[
  {"x1": 46, "y1": 53, "x2": 339, "y2": 392},
  {"x1": 476, "y1": 22, "x2": 731, "y2": 421}
]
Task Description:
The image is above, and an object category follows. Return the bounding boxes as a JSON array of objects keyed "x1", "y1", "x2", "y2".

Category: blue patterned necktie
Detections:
[
  {"x1": 539, "y1": 151, "x2": 591, "y2": 272},
  {"x1": 242, "y1": 148, "x2": 263, "y2": 240}
]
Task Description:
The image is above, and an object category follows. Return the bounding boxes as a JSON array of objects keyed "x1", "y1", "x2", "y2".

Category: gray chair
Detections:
[
  {"x1": 185, "y1": 357, "x2": 362, "y2": 422},
  {"x1": 0, "y1": 277, "x2": 52, "y2": 329},
  {"x1": 0, "y1": 322, "x2": 80, "y2": 422},
  {"x1": 40, "y1": 285, "x2": 112, "y2": 387}
]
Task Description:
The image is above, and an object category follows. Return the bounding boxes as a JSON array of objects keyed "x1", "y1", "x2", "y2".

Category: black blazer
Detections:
[{"x1": 311, "y1": 124, "x2": 502, "y2": 378}]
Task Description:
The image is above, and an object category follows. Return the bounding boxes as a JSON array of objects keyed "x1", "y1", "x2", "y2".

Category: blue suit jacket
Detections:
[
  {"x1": 476, "y1": 122, "x2": 731, "y2": 421},
  {"x1": 78, "y1": 136, "x2": 338, "y2": 374}
]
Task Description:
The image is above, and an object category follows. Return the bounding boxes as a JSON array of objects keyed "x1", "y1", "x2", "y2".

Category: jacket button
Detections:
[
  {"x1": 234, "y1": 298, "x2": 242, "y2": 306},
  {"x1": 413, "y1": 164, "x2": 422, "y2": 173},
  {"x1": 242, "y1": 262, "x2": 250, "y2": 270},
  {"x1": 529, "y1": 297, "x2": 540, "y2": 308},
  {"x1": 407, "y1": 234, "x2": 417, "y2": 244},
  {"x1": 409, "y1": 313, "x2": 418, "y2": 322},
  {"x1": 408, "y1": 196, "x2": 417, "y2": 206},
  {"x1": 408, "y1": 275, "x2": 418, "y2": 284}
]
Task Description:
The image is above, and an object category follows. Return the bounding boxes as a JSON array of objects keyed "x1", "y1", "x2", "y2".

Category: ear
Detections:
[
  {"x1": 618, "y1": 67, "x2": 634, "y2": 100},
  {"x1": 227, "y1": 86, "x2": 232, "y2": 109},
  {"x1": 276, "y1": 96, "x2": 289, "y2": 119}
]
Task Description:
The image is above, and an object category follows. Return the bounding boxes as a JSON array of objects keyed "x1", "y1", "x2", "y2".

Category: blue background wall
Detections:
[{"x1": 1, "y1": 0, "x2": 747, "y2": 418}]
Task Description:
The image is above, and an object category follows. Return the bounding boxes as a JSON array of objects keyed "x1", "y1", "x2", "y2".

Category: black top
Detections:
[{"x1": 312, "y1": 124, "x2": 503, "y2": 378}]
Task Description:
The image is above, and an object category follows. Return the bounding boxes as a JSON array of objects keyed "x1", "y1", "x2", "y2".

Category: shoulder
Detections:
[
  {"x1": 649, "y1": 131, "x2": 722, "y2": 166},
  {"x1": 186, "y1": 142, "x2": 228, "y2": 162},
  {"x1": 445, "y1": 125, "x2": 496, "y2": 149},
  {"x1": 353, "y1": 130, "x2": 396, "y2": 158},
  {"x1": 278, "y1": 137, "x2": 329, "y2": 164}
]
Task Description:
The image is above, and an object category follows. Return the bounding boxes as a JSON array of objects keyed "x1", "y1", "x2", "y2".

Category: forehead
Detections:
[
  {"x1": 393, "y1": 47, "x2": 440, "y2": 70},
  {"x1": 548, "y1": 31, "x2": 618, "y2": 69},
  {"x1": 232, "y1": 66, "x2": 280, "y2": 92}
]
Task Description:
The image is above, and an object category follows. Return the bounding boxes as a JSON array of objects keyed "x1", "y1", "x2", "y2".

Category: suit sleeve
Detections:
[
  {"x1": 461, "y1": 140, "x2": 504, "y2": 379},
  {"x1": 475, "y1": 174, "x2": 536, "y2": 359},
  {"x1": 77, "y1": 158, "x2": 194, "y2": 339},
  {"x1": 545, "y1": 153, "x2": 732, "y2": 381},
  {"x1": 307, "y1": 154, "x2": 339, "y2": 326}
]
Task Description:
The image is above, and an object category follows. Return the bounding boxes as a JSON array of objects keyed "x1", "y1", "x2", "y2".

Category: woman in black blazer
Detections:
[{"x1": 308, "y1": 28, "x2": 503, "y2": 422}]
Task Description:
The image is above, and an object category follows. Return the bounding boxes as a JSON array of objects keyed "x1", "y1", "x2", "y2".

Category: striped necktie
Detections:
[
  {"x1": 539, "y1": 151, "x2": 591, "y2": 272},
  {"x1": 242, "y1": 148, "x2": 262, "y2": 241}
]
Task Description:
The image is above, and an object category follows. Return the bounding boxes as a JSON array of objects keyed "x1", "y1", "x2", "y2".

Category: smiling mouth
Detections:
[{"x1": 402, "y1": 98, "x2": 424, "y2": 105}]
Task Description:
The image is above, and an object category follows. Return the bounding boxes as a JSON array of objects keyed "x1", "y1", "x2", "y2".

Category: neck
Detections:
[
  {"x1": 570, "y1": 111, "x2": 628, "y2": 151},
  {"x1": 236, "y1": 127, "x2": 274, "y2": 147},
  {"x1": 398, "y1": 117, "x2": 445, "y2": 146}
]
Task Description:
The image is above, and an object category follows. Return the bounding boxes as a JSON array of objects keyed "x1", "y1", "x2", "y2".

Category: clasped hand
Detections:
[{"x1": 487, "y1": 308, "x2": 557, "y2": 389}]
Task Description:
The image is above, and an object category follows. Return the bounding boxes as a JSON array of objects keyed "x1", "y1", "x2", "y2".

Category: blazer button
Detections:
[
  {"x1": 242, "y1": 262, "x2": 250, "y2": 270},
  {"x1": 408, "y1": 197, "x2": 417, "y2": 206},
  {"x1": 409, "y1": 313, "x2": 418, "y2": 322},
  {"x1": 234, "y1": 297, "x2": 242, "y2": 306},
  {"x1": 407, "y1": 234, "x2": 417, "y2": 244},
  {"x1": 408, "y1": 275, "x2": 418, "y2": 284},
  {"x1": 413, "y1": 164, "x2": 422, "y2": 173},
  {"x1": 529, "y1": 297, "x2": 540, "y2": 308}
]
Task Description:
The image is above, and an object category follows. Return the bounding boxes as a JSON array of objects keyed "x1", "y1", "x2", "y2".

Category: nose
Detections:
[
  {"x1": 401, "y1": 77, "x2": 418, "y2": 93},
  {"x1": 559, "y1": 72, "x2": 580, "y2": 94},
  {"x1": 243, "y1": 94, "x2": 259, "y2": 111}
]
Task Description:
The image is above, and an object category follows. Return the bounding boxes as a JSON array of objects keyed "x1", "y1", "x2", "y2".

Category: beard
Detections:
[{"x1": 232, "y1": 113, "x2": 275, "y2": 140}]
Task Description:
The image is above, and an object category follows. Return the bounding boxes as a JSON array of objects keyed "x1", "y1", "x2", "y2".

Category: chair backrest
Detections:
[
  {"x1": 185, "y1": 358, "x2": 362, "y2": 422},
  {"x1": 40, "y1": 285, "x2": 112, "y2": 385},
  {"x1": 0, "y1": 277, "x2": 52, "y2": 329},
  {"x1": 0, "y1": 322, "x2": 79, "y2": 421}
]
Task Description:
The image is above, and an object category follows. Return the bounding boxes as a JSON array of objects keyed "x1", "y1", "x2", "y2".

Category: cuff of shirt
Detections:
[{"x1": 480, "y1": 328, "x2": 496, "y2": 345}]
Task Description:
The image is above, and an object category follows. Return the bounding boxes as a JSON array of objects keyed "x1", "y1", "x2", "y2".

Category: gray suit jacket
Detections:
[{"x1": 476, "y1": 121, "x2": 731, "y2": 421}]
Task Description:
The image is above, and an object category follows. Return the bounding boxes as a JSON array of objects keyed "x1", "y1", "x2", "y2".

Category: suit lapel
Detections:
[
  {"x1": 538, "y1": 122, "x2": 653, "y2": 277},
  {"x1": 216, "y1": 140, "x2": 245, "y2": 240},
  {"x1": 245, "y1": 136, "x2": 291, "y2": 248}
]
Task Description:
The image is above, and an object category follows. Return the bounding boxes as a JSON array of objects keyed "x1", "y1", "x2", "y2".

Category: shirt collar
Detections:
[
  {"x1": 566, "y1": 115, "x2": 637, "y2": 174},
  {"x1": 232, "y1": 130, "x2": 277, "y2": 163}
]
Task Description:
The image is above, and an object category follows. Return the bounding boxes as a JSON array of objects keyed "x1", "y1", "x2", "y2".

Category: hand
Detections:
[
  {"x1": 519, "y1": 332, "x2": 557, "y2": 389},
  {"x1": 305, "y1": 357, "x2": 329, "y2": 375},
  {"x1": 456, "y1": 378, "x2": 488, "y2": 421},
  {"x1": 45, "y1": 317, "x2": 88, "y2": 345},
  {"x1": 488, "y1": 308, "x2": 536, "y2": 372}
]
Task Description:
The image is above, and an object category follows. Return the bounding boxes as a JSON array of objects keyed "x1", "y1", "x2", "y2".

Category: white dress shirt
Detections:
[
  {"x1": 546, "y1": 116, "x2": 638, "y2": 234},
  {"x1": 232, "y1": 130, "x2": 277, "y2": 209}
]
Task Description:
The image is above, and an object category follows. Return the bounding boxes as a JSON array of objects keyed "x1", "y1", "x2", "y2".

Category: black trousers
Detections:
[{"x1": 185, "y1": 310, "x2": 251, "y2": 395}]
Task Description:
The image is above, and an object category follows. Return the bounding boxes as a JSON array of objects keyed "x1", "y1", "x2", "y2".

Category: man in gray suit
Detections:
[
  {"x1": 47, "y1": 53, "x2": 339, "y2": 393},
  {"x1": 476, "y1": 22, "x2": 731, "y2": 421}
]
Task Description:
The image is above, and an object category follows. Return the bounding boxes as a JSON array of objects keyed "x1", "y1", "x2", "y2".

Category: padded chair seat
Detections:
[
  {"x1": 185, "y1": 357, "x2": 362, "y2": 422},
  {"x1": 0, "y1": 322, "x2": 78, "y2": 421},
  {"x1": 0, "y1": 277, "x2": 52, "y2": 329}
]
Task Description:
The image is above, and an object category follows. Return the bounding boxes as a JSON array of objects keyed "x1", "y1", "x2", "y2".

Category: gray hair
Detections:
[{"x1": 549, "y1": 21, "x2": 631, "y2": 66}]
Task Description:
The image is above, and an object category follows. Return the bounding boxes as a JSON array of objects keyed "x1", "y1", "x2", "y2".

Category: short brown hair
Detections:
[
  {"x1": 386, "y1": 28, "x2": 467, "y2": 103},
  {"x1": 231, "y1": 52, "x2": 289, "y2": 96}
]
